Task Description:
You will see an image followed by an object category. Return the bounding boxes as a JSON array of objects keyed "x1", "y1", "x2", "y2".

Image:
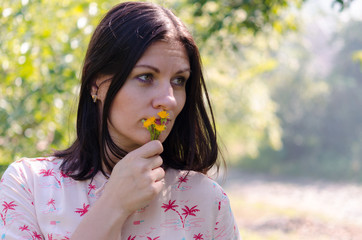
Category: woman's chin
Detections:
[{"x1": 157, "y1": 132, "x2": 170, "y2": 143}]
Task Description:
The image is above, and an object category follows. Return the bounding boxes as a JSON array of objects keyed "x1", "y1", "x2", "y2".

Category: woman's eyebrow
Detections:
[
  {"x1": 134, "y1": 64, "x2": 160, "y2": 73},
  {"x1": 176, "y1": 68, "x2": 191, "y2": 74},
  {"x1": 134, "y1": 65, "x2": 191, "y2": 74}
]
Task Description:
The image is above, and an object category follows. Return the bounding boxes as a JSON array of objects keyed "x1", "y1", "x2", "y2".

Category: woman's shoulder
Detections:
[
  {"x1": 165, "y1": 168, "x2": 228, "y2": 199},
  {"x1": 2, "y1": 156, "x2": 64, "y2": 180},
  {"x1": 167, "y1": 168, "x2": 224, "y2": 184}
]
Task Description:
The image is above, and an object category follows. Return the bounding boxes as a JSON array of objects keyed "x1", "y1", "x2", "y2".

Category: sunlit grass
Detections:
[{"x1": 227, "y1": 190, "x2": 356, "y2": 240}]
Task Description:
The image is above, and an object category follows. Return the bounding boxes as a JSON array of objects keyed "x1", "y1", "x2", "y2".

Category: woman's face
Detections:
[{"x1": 96, "y1": 41, "x2": 190, "y2": 152}]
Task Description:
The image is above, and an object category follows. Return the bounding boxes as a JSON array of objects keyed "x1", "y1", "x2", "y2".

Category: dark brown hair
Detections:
[{"x1": 55, "y1": 2, "x2": 220, "y2": 180}]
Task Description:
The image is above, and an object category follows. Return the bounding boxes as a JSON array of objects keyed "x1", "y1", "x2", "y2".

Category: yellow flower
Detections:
[
  {"x1": 143, "y1": 111, "x2": 169, "y2": 140},
  {"x1": 143, "y1": 116, "x2": 155, "y2": 128},
  {"x1": 154, "y1": 124, "x2": 166, "y2": 132},
  {"x1": 157, "y1": 110, "x2": 169, "y2": 119}
]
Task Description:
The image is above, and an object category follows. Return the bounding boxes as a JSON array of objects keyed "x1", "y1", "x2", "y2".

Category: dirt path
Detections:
[{"x1": 220, "y1": 170, "x2": 362, "y2": 240}]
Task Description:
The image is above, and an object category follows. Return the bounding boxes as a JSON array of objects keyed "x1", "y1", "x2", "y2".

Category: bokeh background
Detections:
[{"x1": 1, "y1": 0, "x2": 362, "y2": 239}]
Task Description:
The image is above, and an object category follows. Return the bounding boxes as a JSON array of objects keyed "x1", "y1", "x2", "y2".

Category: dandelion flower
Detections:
[
  {"x1": 154, "y1": 124, "x2": 166, "y2": 132},
  {"x1": 143, "y1": 116, "x2": 155, "y2": 128},
  {"x1": 143, "y1": 110, "x2": 169, "y2": 140},
  {"x1": 157, "y1": 110, "x2": 169, "y2": 119}
]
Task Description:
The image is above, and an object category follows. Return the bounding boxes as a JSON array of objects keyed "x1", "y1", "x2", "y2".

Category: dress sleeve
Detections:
[
  {"x1": 214, "y1": 185, "x2": 241, "y2": 240},
  {"x1": 0, "y1": 161, "x2": 44, "y2": 239}
]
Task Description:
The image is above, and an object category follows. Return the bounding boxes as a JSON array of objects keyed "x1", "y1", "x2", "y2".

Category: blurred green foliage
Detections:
[
  {"x1": 1, "y1": 0, "x2": 360, "y2": 181},
  {"x1": 0, "y1": 0, "x2": 116, "y2": 162},
  {"x1": 0, "y1": 0, "x2": 303, "y2": 163},
  {"x1": 243, "y1": 10, "x2": 362, "y2": 180}
]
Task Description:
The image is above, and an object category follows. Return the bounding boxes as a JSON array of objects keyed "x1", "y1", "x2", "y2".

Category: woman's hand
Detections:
[
  {"x1": 102, "y1": 140, "x2": 165, "y2": 216},
  {"x1": 71, "y1": 140, "x2": 165, "y2": 239}
]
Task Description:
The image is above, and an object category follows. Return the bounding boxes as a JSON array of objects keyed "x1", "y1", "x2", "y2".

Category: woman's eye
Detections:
[
  {"x1": 172, "y1": 76, "x2": 187, "y2": 87},
  {"x1": 136, "y1": 74, "x2": 153, "y2": 83}
]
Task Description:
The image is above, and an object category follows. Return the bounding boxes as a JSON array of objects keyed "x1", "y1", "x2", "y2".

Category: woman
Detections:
[{"x1": 0, "y1": 2, "x2": 240, "y2": 239}]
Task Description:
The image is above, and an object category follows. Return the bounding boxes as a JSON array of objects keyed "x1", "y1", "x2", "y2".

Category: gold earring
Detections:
[
  {"x1": 92, "y1": 94, "x2": 97, "y2": 103},
  {"x1": 91, "y1": 77, "x2": 111, "y2": 104}
]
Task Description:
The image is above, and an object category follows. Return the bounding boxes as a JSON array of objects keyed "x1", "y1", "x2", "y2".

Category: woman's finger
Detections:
[
  {"x1": 152, "y1": 166, "x2": 165, "y2": 182},
  {"x1": 153, "y1": 180, "x2": 165, "y2": 194},
  {"x1": 133, "y1": 140, "x2": 163, "y2": 158},
  {"x1": 148, "y1": 155, "x2": 163, "y2": 170}
]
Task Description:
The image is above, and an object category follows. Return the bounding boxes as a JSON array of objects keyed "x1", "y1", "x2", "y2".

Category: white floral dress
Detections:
[{"x1": 0, "y1": 157, "x2": 241, "y2": 240}]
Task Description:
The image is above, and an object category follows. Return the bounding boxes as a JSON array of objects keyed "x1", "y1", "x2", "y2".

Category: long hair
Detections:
[{"x1": 55, "y1": 2, "x2": 221, "y2": 180}]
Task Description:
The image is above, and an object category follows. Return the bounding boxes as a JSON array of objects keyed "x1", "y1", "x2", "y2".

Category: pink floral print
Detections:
[
  {"x1": 193, "y1": 233, "x2": 204, "y2": 240},
  {"x1": 1, "y1": 201, "x2": 17, "y2": 226},
  {"x1": 0, "y1": 157, "x2": 241, "y2": 239},
  {"x1": 75, "y1": 203, "x2": 90, "y2": 217}
]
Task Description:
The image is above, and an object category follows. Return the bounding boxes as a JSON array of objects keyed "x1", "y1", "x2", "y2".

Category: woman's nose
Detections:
[{"x1": 152, "y1": 84, "x2": 177, "y2": 110}]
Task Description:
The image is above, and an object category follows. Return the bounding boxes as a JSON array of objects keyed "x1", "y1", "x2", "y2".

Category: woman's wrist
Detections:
[
  {"x1": 96, "y1": 193, "x2": 131, "y2": 225},
  {"x1": 71, "y1": 195, "x2": 129, "y2": 240}
]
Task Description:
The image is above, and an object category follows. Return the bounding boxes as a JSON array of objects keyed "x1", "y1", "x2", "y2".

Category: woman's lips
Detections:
[{"x1": 155, "y1": 119, "x2": 170, "y2": 125}]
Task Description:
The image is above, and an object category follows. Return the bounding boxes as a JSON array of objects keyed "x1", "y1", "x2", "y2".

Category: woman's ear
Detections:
[{"x1": 90, "y1": 75, "x2": 112, "y2": 103}]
